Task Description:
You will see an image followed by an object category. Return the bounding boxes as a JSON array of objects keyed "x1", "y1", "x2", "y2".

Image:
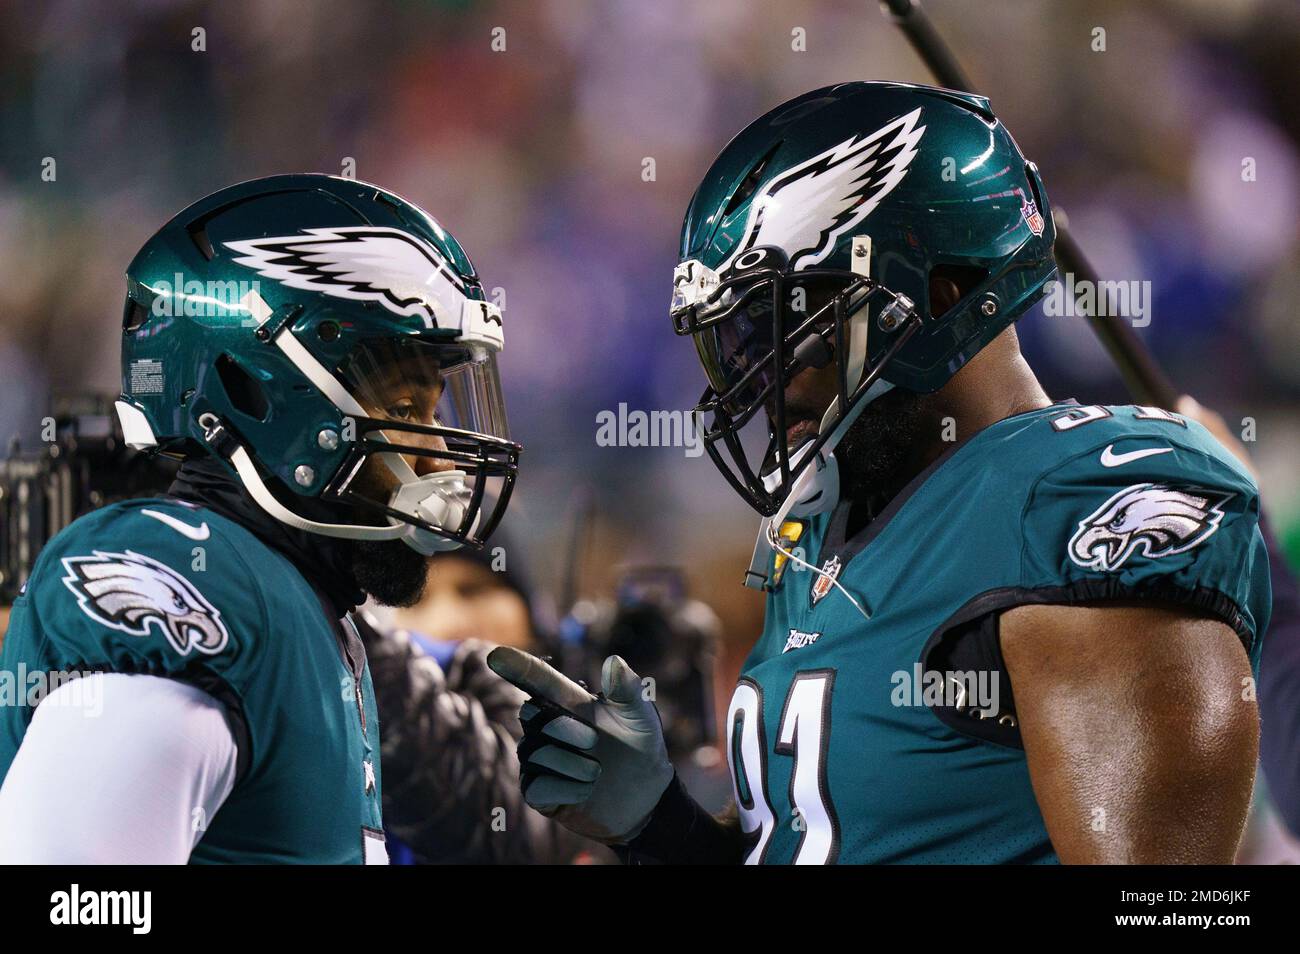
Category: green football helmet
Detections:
[
  {"x1": 671, "y1": 81, "x2": 1057, "y2": 517},
  {"x1": 116, "y1": 174, "x2": 518, "y2": 552}
]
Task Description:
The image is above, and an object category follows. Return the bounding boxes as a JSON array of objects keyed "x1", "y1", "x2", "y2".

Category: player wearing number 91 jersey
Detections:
[
  {"x1": 726, "y1": 401, "x2": 1268, "y2": 863},
  {"x1": 490, "y1": 82, "x2": 1271, "y2": 865}
]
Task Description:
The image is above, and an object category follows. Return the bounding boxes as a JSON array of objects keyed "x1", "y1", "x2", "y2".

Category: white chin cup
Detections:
[
  {"x1": 764, "y1": 440, "x2": 839, "y2": 519},
  {"x1": 389, "y1": 470, "x2": 476, "y2": 554}
]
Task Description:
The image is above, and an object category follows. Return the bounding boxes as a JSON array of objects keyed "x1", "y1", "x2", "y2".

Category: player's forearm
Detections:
[{"x1": 615, "y1": 774, "x2": 746, "y2": 864}]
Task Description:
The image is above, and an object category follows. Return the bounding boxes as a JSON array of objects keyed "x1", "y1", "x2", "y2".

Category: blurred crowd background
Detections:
[{"x1": 1, "y1": 0, "x2": 1298, "y2": 860}]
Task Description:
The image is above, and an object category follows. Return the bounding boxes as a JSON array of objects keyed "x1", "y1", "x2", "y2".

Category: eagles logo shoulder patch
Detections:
[
  {"x1": 1067, "y1": 483, "x2": 1232, "y2": 572},
  {"x1": 61, "y1": 550, "x2": 230, "y2": 656}
]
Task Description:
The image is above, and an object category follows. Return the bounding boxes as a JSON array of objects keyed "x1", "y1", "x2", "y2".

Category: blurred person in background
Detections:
[
  {"x1": 357, "y1": 522, "x2": 613, "y2": 863},
  {"x1": 359, "y1": 528, "x2": 725, "y2": 861},
  {"x1": 387, "y1": 527, "x2": 538, "y2": 657}
]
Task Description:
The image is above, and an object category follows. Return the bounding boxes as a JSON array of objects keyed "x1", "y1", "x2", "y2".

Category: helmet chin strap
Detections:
[
  {"x1": 749, "y1": 377, "x2": 896, "y2": 618},
  {"x1": 228, "y1": 444, "x2": 407, "y2": 541},
  {"x1": 229, "y1": 443, "x2": 476, "y2": 553},
  {"x1": 213, "y1": 406, "x2": 475, "y2": 552}
]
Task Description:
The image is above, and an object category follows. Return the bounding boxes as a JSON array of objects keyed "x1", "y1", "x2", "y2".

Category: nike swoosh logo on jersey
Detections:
[
  {"x1": 142, "y1": 508, "x2": 211, "y2": 540},
  {"x1": 1099, "y1": 445, "x2": 1174, "y2": 467}
]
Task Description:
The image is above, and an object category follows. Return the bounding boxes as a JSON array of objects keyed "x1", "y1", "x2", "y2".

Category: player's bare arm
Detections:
[{"x1": 1001, "y1": 603, "x2": 1258, "y2": 863}]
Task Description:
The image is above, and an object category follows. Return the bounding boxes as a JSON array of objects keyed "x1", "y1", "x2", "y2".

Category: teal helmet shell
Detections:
[
  {"x1": 118, "y1": 174, "x2": 517, "y2": 549},
  {"x1": 679, "y1": 80, "x2": 1056, "y2": 391},
  {"x1": 672, "y1": 81, "x2": 1057, "y2": 515}
]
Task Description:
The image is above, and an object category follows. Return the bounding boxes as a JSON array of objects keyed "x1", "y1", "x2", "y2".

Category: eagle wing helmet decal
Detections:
[
  {"x1": 224, "y1": 226, "x2": 468, "y2": 327},
  {"x1": 61, "y1": 550, "x2": 230, "y2": 656},
  {"x1": 724, "y1": 107, "x2": 927, "y2": 272},
  {"x1": 1068, "y1": 483, "x2": 1233, "y2": 572}
]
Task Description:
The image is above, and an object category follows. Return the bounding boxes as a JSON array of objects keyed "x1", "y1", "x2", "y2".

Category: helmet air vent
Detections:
[
  {"x1": 723, "y1": 143, "x2": 782, "y2": 219},
  {"x1": 187, "y1": 221, "x2": 216, "y2": 261},
  {"x1": 216, "y1": 353, "x2": 270, "y2": 422}
]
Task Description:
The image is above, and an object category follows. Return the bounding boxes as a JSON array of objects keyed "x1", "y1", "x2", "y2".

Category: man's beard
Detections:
[
  {"x1": 347, "y1": 538, "x2": 430, "y2": 607},
  {"x1": 833, "y1": 387, "x2": 928, "y2": 504}
]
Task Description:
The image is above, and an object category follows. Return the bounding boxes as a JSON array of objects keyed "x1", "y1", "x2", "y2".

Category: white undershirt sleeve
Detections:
[{"x1": 0, "y1": 672, "x2": 239, "y2": 864}]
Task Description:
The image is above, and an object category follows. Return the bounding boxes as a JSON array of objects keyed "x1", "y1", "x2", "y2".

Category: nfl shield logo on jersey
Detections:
[{"x1": 810, "y1": 554, "x2": 842, "y2": 608}]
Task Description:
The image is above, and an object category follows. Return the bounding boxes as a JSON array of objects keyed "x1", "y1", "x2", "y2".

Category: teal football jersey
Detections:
[
  {"x1": 728, "y1": 403, "x2": 1271, "y2": 864},
  {"x1": 0, "y1": 498, "x2": 385, "y2": 863}
]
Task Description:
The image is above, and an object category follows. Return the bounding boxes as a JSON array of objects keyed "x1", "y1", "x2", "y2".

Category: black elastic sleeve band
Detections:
[{"x1": 613, "y1": 773, "x2": 744, "y2": 865}]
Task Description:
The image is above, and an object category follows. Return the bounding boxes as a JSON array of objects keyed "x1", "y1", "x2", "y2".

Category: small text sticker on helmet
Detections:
[{"x1": 128, "y1": 358, "x2": 164, "y2": 396}]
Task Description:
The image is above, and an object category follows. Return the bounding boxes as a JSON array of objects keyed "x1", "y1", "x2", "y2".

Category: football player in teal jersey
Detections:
[
  {"x1": 491, "y1": 82, "x2": 1271, "y2": 863},
  {"x1": 0, "y1": 175, "x2": 518, "y2": 862}
]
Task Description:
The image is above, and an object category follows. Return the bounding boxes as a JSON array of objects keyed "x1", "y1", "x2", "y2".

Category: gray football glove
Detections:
[{"x1": 487, "y1": 647, "x2": 674, "y2": 844}]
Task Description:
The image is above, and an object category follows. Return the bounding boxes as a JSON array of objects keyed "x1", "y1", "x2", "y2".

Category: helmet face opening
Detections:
[
  {"x1": 672, "y1": 249, "x2": 922, "y2": 516},
  {"x1": 321, "y1": 336, "x2": 516, "y2": 549},
  {"x1": 341, "y1": 336, "x2": 510, "y2": 449},
  {"x1": 321, "y1": 417, "x2": 517, "y2": 550}
]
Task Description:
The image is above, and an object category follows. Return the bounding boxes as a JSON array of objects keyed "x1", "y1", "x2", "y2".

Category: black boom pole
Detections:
[{"x1": 881, "y1": 0, "x2": 1180, "y2": 409}]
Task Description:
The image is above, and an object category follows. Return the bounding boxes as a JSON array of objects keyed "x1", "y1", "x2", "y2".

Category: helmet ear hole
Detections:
[
  {"x1": 928, "y1": 264, "x2": 989, "y2": 318},
  {"x1": 216, "y1": 354, "x2": 270, "y2": 422}
]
